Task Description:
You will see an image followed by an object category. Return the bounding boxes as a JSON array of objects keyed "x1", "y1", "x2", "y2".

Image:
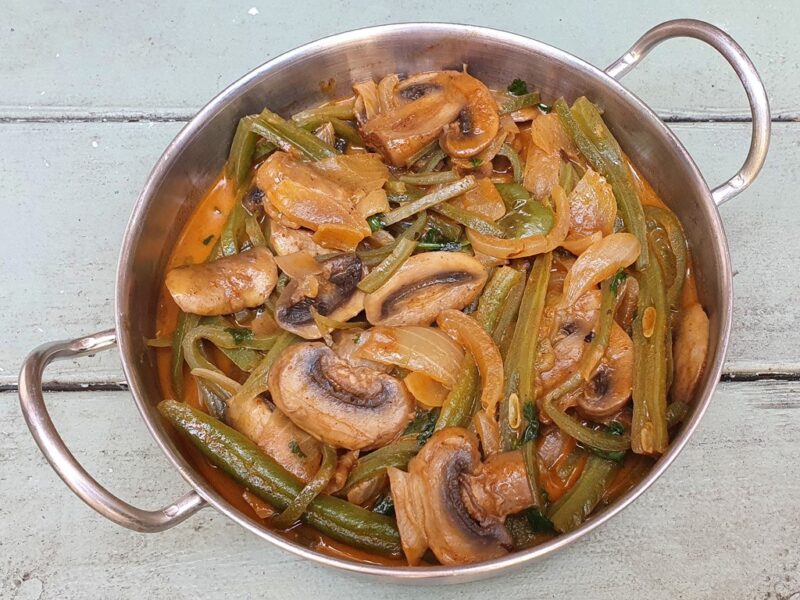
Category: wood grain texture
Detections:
[
  {"x1": 3, "y1": 381, "x2": 798, "y2": 599},
  {"x1": 1, "y1": 121, "x2": 797, "y2": 384},
  {"x1": 1, "y1": 0, "x2": 797, "y2": 120}
]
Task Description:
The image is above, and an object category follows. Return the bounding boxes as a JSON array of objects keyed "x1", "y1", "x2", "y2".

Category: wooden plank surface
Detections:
[
  {"x1": 1, "y1": 1, "x2": 797, "y2": 121},
  {"x1": 2, "y1": 381, "x2": 798, "y2": 599},
  {"x1": 2, "y1": 121, "x2": 797, "y2": 384}
]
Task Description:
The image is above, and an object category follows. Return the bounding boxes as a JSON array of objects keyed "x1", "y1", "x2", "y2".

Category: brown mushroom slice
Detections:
[
  {"x1": 460, "y1": 450, "x2": 535, "y2": 524},
  {"x1": 577, "y1": 322, "x2": 634, "y2": 418},
  {"x1": 361, "y1": 77, "x2": 466, "y2": 167},
  {"x1": 671, "y1": 302, "x2": 709, "y2": 403},
  {"x1": 363, "y1": 252, "x2": 488, "y2": 326},
  {"x1": 391, "y1": 428, "x2": 513, "y2": 565},
  {"x1": 439, "y1": 73, "x2": 500, "y2": 158},
  {"x1": 275, "y1": 253, "x2": 366, "y2": 339},
  {"x1": 165, "y1": 247, "x2": 278, "y2": 316},
  {"x1": 268, "y1": 342, "x2": 414, "y2": 450}
]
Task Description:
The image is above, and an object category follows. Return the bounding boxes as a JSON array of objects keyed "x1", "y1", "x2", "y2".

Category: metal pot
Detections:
[{"x1": 19, "y1": 19, "x2": 769, "y2": 582}]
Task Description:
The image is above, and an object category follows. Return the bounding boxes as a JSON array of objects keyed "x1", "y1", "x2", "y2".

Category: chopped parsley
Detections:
[
  {"x1": 610, "y1": 269, "x2": 628, "y2": 295},
  {"x1": 470, "y1": 157, "x2": 483, "y2": 167},
  {"x1": 288, "y1": 440, "x2": 307, "y2": 458},
  {"x1": 372, "y1": 495, "x2": 395, "y2": 516},
  {"x1": 507, "y1": 78, "x2": 529, "y2": 96},
  {"x1": 589, "y1": 421, "x2": 627, "y2": 463},
  {"x1": 520, "y1": 401, "x2": 540, "y2": 444},
  {"x1": 201, "y1": 234, "x2": 215, "y2": 246},
  {"x1": 537, "y1": 102, "x2": 552, "y2": 113},
  {"x1": 367, "y1": 214, "x2": 385, "y2": 232},
  {"x1": 352, "y1": 333, "x2": 362, "y2": 344},
  {"x1": 225, "y1": 327, "x2": 253, "y2": 345}
]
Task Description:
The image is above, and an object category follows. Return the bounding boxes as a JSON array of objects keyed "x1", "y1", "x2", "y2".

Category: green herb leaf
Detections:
[
  {"x1": 470, "y1": 157, "x2": 483, "y2": 167},
  {"x1": 521, "y1": 401, "x2": 540, "y2": 443},
  {"x1": 225, "y1": 327, "x2": 254, "y2": 346},
  {"x1": 372, "y1": 495, "x2": 395, "y2": 516},
  {"x1": 352, "y1": 333, "x2": 362, "y2": 344},
  {"x1": 538, "y1": 102, "x2": 552, "y2": 113},
  {"x1": 507, "y1": 78, "x2": 529, "y2": 96},
  {"x1": 589, "y1": 421, "x2": 627, "y2": 462},
  {"x1": 525, "y1": 507, "x2": 556, "y2": 533},
  {"x1": 610, "y1": 269, "x2": 628, "y2": 295},
  {"x1": 288, "y1": 440, "x2": 307, "y2": 458},
  {"x1": 367, "y1": 214, "x2": 385, "y2": 232},
  {"x1": 403, "y1": 409, "x2": 439, "y2": 445}
]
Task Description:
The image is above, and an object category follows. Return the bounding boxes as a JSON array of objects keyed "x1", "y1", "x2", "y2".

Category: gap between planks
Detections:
[{"x1": 2, "y1": 372, "x2": 800, "y2": 394}]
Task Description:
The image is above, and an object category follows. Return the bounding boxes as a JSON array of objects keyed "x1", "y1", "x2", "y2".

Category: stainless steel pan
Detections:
[{"x1": 19, "y1": 19, "x2": 770, "y2": 582}]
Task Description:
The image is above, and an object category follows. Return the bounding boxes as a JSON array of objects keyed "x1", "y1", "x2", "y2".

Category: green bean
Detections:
[
  {"x1": 381, "y1": 177, "x2": 477, "y2": 226},
  {"x1": 159, "y1": 400, "x2": 401, "y2": 556},
  {"x1": 547, "y1": 455, "x2": 619, "y2": 533},
  {"x1": 493, "y1": 275, "x2": 526, "y2": 356},
  {"x1": 405, "y1": 139, "x2": 440, "y2": 167},
  {"x1": 474, "y1": 266, "x2": 523, "y2": 334},
  {"x1": 251, "y1": 108, "x2": 337, "y2": 161},
  {"x1": 499, "y1": 91, "x2": 541, "y2": 115},
  {"x1": 426, "y1": 212, "x2": 462, "y2": 242},
  {"x1": 296, "y1": 116, "x2": 364, "y2": 146},
  {"x1": 226, "y1": 116, "x2": 258, "y2": 189},
  {"x1": 272, "y1": 444, "x2": 338, "y2": 529},
  {"x1": 357, "y1": 237, "x2": 417, "y2": 293},
  {"x1": 292, "y1": 101, "x2": 355, "y2": 123},
  {"x1": 356, "y1": 212, "x2": 428, "y2": 267},
  {"x1": 500, "y1": 252, "x2": 551, "y2": 450},
  {"x1": 398, "y1": 170, "x2": 460, "y2": 186},
  {"x1": 344, "y1": 438, "x2": 422, "y2": 493},
  {"x1": 631, "y1": 239, "x2": 669, "y2": 455},
  {"x1": 542, "y1": 395, "x2": 631, "y2": 452},
  {"x1": 218, "y1": 199, "x2": 247, "y2": 258},
  {"x1": 644, "y1": 205, "x2": 687, "y2": 309},
  {"x1": 421, "y1": 147, "x2": 447, "y2": 172},
  {"x1": 253, "y1": 138, "x2": 277, "y2": 162},
  {"x1": 170, "y1": 311, "x2": 200, "y2": 398},
  {"x1": 244, "y1": 213, "x2": 267, "y2": 248},
  {"x1": 497, "y1": 144, "x2": 524, "y2": 184},
  {"x1": 555, "y1": 97, "x2": 649, "y2": 270},
  {"x1": 521, "y1": 439, "x2": 546, "y2": 509},
  {"x1": 559, "y1": 161, "x2": 579, "y2": 195},
  {"x1": 432, "y1": 203, "x2": 505, "y2": 237},
  {"x1": 435, "y1": 359, "x2": 480, "y2": 430}
]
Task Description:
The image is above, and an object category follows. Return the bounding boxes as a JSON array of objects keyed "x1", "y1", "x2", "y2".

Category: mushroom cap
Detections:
[
  {"x1": 275, "y1": 253, "x2": 366, "y2": 339},
  {"x1": 165, "y1": 246, "x2": 277, "y2": 316},
  {"x1": 363, "y1": 252, "x2": 488, "y2": 327},
  {"x1": 439, "y1": 73, "x2": 500, "y2": 158},
  {"x1": 402, "y1": 427, "x2": 512, "y2": 565},
  {"x1": 577, "y1": 322, "x2": 634, "y2": 418},
  {"x1": 268, "y1": 342, "x2": 414, "y2": 450}
]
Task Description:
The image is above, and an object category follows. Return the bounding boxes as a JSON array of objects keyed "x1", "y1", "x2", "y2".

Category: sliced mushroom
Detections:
[
  {"x1": 361, "y1": 72, "x2": 467, "y2": 167},
  {"x1": 165, "y1": 247, "x2": 277, "y2": 316},
  {"x1": 363, "y1": 252, "x2": 488, "y2": 326},
  {"x1": 577, "y1": 322, "x2": 634, "y2": 418},
  {"x1": 671, "y1": 302, "x2": 709, "y2": 403},
  {"x1": 269, "y1": 221, "x2": 327, "y2": 256},
  {"x1": 275, "y1": 253, "x2": 366, "y2": 339},
  {"x1": 439, "y1": 73, "x2": 500, "y2": 158},
  {"x1": 389, "y1": 428, "x2": 513, "y2": 565},
  {"x1": 460, "y1": 450, "x2": 535, "y2": 524},
  {"x1": 268, "y1": 342, "x2": 414, "y2": 450}
]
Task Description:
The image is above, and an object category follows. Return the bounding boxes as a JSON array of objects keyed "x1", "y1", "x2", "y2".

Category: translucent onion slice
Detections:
[
  {"x1": 404, "y1": 371, "x2": 449, "y2": 408},
  {"x1": 561, "y1": 232, "x2": 640, "y2": 308},
  {"x1": 354, "y1": 326, "x2": 465, "y2": 388},
  {"x1": 436, "y1": 309, "x2": 504, "y2": 417},
  {"x1": 273, "y1": 251, "x2": 323, "y2": 279}
]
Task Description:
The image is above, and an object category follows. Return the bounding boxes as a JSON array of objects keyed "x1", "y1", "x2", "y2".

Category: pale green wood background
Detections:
[{"x1": 1, "y1": 1, "x2": 798, "y2": 599}]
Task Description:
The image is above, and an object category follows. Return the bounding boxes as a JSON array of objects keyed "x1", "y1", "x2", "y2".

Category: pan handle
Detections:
[
  {"x1": 18, "y1": 329, "x2": 207, "y2": 532},
  {"x1": 605, "y1": 18, "x2": 770, "y2": 206}
]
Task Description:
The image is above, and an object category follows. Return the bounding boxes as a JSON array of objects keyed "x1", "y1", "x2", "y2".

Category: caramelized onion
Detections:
[
  {"x1": 354, "y1": 325, "x2": 465, "y2": 388},
  {"x1": 273, "y1": 251, "x2": 323, "y2": 279},
  {"x1": 561, "y1": 232, "x2": 640, "y2": 308},
  {"x1": 404, "y1": 371, "x2": 449, "y2": 407}
]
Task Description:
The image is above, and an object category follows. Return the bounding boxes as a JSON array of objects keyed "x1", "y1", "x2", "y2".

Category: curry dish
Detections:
[{"x1": 154, "y1": 70, "x2": 709, "y2": 566}]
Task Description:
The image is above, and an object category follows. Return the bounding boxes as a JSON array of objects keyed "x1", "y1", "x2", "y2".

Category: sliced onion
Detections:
[
  {"x1": 467, "y1": 184, "x2": 571, "y2": 259},
  {"x1": 354, "y1": 325, "x2": 464, "y2": 388},
  {"x1": 274, "y1": 251, "x2": 323, "y2": 279},
  {"x1": 378, "y1": 74, "x2": 400, "y2": 112},
  {"x1": 353, "y1": 80, "x2": 381, "y2": 124},
  {"x1": 561, "y1": 232, "x2": 640, "y2": 308},
  {"x1": 452, "y1": 178, "x2": 506, "y2": 220},
  {"x1": 356, "y1": 188, "x2": 390, "y2": 219},
  {"x1": 189, "y1": 367, "x2": 241, "y2": 395},
  {"x1": 310, "y1": 306, "x2": 367, "y2": 346},
  {"x1": 313, "y1": 153, "x2": 389, "y2": 194},
  {"x1": 567, "y1": 168, "x2": 617, "y2": 238},
  {"x1": 472, "y1": 409, "x2": 501, "y2": 456},
  {"x1": 561, "y1": 231, "x2": 602, "y2": 256},
  {"x1": 312, "y1": 222, "x2": 368, "y2": 251},
  {"x1": 404, "y1": 371, "x2": 449, "y2": 408},
  {"x1": 436, "y1": 309, "x2": 504, "y2": 416}
]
